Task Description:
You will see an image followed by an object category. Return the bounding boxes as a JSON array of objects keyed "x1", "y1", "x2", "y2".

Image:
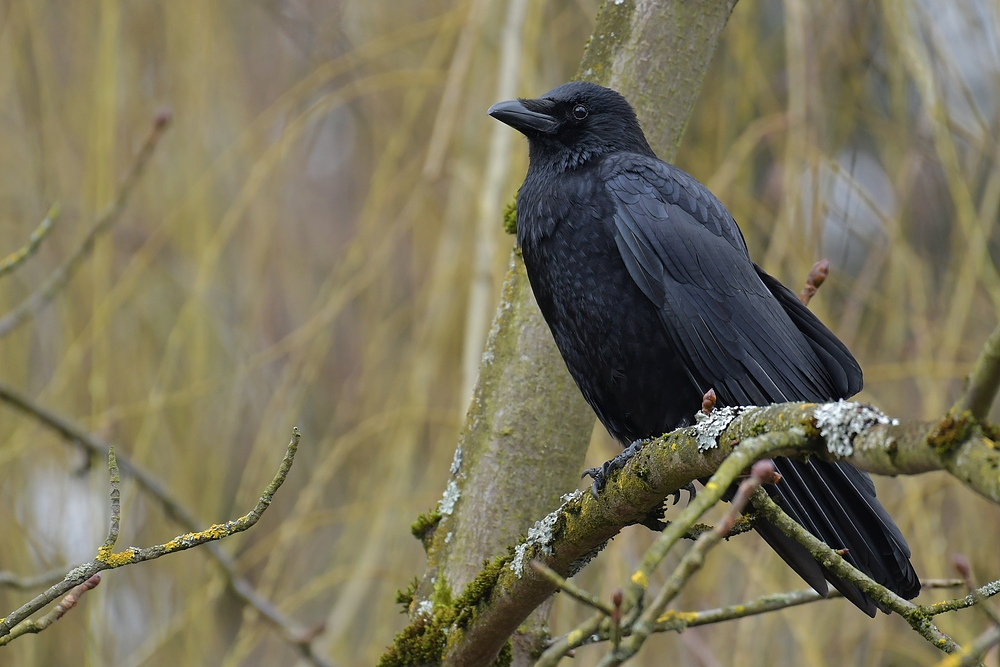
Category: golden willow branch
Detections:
[
  {"x1": 0, "y1": 430, "x2": 300, "y2": 648},
  {"x1": 0, "y1": 203, "x2": 60, "y2": 279},
  {"x1": 0, "y1": 108, "x2": 171, "y2": 339}
]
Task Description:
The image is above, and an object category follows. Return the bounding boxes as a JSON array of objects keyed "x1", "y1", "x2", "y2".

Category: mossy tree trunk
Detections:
[{"x1": 408, "y1": 1, "x2": 738, "y2": 665}]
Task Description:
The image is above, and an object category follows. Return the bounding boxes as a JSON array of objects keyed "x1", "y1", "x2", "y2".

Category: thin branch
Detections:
[
  {"x1": 0, "y1": 574, "x2": 102, "y2": 645},
  {"x1": 546, "y1": 579, "x2": 969, "y2": 653},
  {"x1": 953, "y1": 322, "x2": 1000, "y2": 420},
  {"x1": 0, "y1": 204, "x2": 59, "y2": 279},
  {"x1": 0, "y1": 109, "x2": 171, "y2": 339},
  {"x1": 530, "y1": 561, "x2": 614, "y2": 616},
  {"x1": 0, "y1": 429, "x2": 300, "y2": 647},
  {"x1": 100, "y1": 448, "x2": 122, "y2": 557},
  {"x1": 0, "y1": 378, "x2": 329, "y2": 664},
  {"x1": 750, "y1": 489, "x2": 961, "y2": 653}
]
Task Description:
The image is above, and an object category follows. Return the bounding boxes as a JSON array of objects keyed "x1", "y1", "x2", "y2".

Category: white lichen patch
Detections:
[
  {"x1": 814, "y1": 400, "x2": 899, "y2": 457},
  {"x1": 510, "y1": 489, "x2": 583, "y2": 578},
  {"x1": 449, "y1": 445, "x2": 463, "y2": 476},
  {"x1": 445, "y1": 531, "x2": 453, "y2": 544},
  {"x1": 693, "y1": 406, "x2": 747, "y2": 452},
  {"x1": 438, "y1": 480, "x2": 461, "y2": 516},
  {"x1": 416, "y1": 600, "x2": 434, "y2": 617}
]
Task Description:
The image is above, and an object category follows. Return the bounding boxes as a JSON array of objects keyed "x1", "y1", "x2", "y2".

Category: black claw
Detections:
[
  {"x1": 580, "y1": 440, "x2": 648, "y2": 498},
  {"x1": 685, "y1": 482, "x2": 697, "y2": 502},
  {"x1": 670, "y1": 489, "x2": 681, "y2": 506}
]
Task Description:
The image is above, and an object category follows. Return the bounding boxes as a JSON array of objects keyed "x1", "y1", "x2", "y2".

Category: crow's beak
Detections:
[{"x1": 488, "y1": 99, "x2": 559, "y2": 134}]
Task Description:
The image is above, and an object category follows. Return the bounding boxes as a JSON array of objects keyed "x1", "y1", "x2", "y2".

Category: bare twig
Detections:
[
  {"x1": 546, "y1": 579, "x2": 970, "y2": 652},
  {"x1": 953, "y1": 322, "x2": 1000, "y2": 420},
  {"x1": 0, "y1": 109, "x2": 171, "y2": 339},
  {"x1": 927, "y1": 578, "x2": 1000, "y2": 616},
  {"x1": 530, "y1": 561, "x2": 614, "y2": 616},
  {"x1": 798, "y1": 258, "x2": 830, "y2": 305},
  {"x1": 751, "y1": 489, "x2": 962, "y2": 654},
  {"x1": 0, "y1": 204, "x2": 59, "y2": 279},
  {"x1": 0, "y1": 574, "x2": 102, "y2": 645},
  {"x1": 0, "y1": 429, "x2": 300, "y2": 647}
]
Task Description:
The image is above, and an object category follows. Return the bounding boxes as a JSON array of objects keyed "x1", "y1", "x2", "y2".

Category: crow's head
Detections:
[{"x1": 488, "y1": 81, "x2": 654, "y2": 172}]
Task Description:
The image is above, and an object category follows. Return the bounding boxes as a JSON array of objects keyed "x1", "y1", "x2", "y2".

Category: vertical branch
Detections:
[{"x1": 99, "y1": 448, "x2": 122, "y2": 559}]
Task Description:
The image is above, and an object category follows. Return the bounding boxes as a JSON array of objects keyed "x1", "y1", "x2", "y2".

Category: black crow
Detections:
[{"x1": 488, "y1": 81, "x2": 919, "y2": 615}]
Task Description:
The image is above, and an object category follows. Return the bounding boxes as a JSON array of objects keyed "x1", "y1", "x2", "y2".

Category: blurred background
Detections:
[{"x1": 1, "y1": 0, "x2": 999, "y2": 665}]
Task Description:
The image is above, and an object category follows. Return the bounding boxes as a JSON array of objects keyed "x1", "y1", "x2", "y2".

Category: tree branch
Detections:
[
  {"x1": 0, "y1": 429, "x2": 299, "y2": 647},
  {"x1": 0, "y1": 204, "x2": 59, "y2": 279},
  {"x1": 0, "y1": 381, "x2": 330, "y2": 666},
  {"x1": 954, "y1": 321, "x2": 1000, "y2": 420},
  {"x1": 0, "y1": 109, "x2": 170, "y2": 339}
]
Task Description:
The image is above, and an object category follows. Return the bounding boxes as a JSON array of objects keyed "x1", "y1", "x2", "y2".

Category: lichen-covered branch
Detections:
[
  {"x1": 0, "y1": 429, "x2": 300, "y2": 648},
  {"x1": 0, "y1": 378, "x2": 328, "y2": 664},
  {"x1": 0, "y1": 203, "x2": 59, "y2": 279},
  {"x1": 954, "y1": 322, "x2": 1000, "y2": 420},
  {"x1": 0, "y1": 109, "x2": 171, "y2": 339}
]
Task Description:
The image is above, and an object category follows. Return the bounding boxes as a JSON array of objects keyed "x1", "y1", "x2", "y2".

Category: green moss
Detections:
[
  {"x1": 410, "y1": 509, "x2": 442, "y2": 547},
  {"x1": 379, "y1": 555, "x2": 513, "y2": 666},
  {"x1": 377, "y1": 612, "x2": 452, "y2": 667},
  {"x1": 748, "y1": 420, "x2": 768, "y2": 437},
  {"x1": 928, "y1": 412, "x2": 976, "y2": 454},
  {"x1": 395, "y1": 576, "x2": 420, "y2": 613},
  {"x1": 502, "y1": 196, "x2": 518, "y2": 235}
]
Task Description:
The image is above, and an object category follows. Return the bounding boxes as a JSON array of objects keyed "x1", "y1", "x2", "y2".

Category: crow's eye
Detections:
[{"x1": 572, "y1": 104, "x2": 588, "y2": 120}]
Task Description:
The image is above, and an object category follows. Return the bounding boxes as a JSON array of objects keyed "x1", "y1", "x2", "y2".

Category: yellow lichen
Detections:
[
  {"x1": 630, "y1": 571, "x2": 648, "y2": 588},
  {"x1": 655, "y1": 609, "x2": 699, "y2": 624},
  {"x1": 96, "y1": 548, "x2": 136, "y2": 567}
]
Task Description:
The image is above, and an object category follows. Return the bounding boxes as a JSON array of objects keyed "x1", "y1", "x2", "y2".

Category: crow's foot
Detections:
[{"x1": 582, "y1": 439, "x2": 646, "y2": 498}]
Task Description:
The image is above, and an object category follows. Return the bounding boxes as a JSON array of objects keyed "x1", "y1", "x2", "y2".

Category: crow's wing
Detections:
[
  {"x1": 603, "y1": 154, "x2": 918, "y2": 612},
  {"x1": 604, "y1": 155, "x2": 855, "y2": 403}
]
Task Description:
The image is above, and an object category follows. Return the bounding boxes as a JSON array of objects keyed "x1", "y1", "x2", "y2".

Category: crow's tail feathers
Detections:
[{"x1": 754, "y1": 457, "x2": 920, "y2": 616}]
